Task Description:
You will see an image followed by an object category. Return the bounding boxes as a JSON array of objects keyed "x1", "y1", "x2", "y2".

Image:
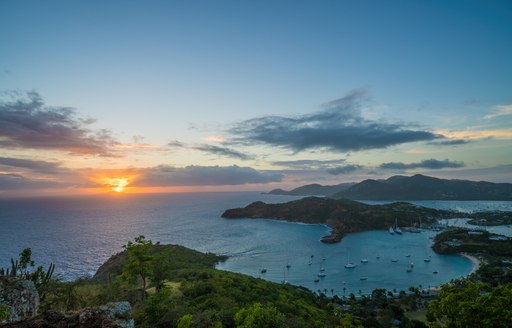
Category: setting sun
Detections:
[{"x1": 102, "y1": 177, "x2": 130, "y2": 193}]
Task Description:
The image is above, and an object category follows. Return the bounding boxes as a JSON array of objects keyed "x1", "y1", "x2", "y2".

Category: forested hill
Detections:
[
  {"x1": 332, "y1": 174, "x2": 512, "y2": 200},
  {"x1": 266, "y1": 182, "x2": 355, "y2": 196},
  {"x1": 222, "y1": 197, "x2": 458, "y2": 243}
]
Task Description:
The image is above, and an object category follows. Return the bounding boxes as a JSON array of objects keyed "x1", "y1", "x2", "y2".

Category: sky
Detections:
[{"x1": 0, "y1": 0, "x2": 511, "y2": 196}]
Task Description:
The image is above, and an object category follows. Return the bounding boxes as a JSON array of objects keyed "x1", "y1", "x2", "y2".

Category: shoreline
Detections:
[{"x1": 460, "y1": 252, "x2": 481, "y2": 275}]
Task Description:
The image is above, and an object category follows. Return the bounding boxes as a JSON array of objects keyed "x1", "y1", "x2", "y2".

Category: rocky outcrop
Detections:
[
  {"x1": 0, "y1": 301, "x2": 134, "y2": 328},
  {"x1": 0, "y1": 276, "x2": 39, "y2": 323}
]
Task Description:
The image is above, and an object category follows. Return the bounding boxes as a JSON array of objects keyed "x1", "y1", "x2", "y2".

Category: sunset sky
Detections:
[{"x1": 1, "y1": 0, "x2": 511, "y2": 196}]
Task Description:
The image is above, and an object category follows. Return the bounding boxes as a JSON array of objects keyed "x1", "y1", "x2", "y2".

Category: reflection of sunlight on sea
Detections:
[{"x1": 1, "y1": 194, "x2": 508, "y2": 295}]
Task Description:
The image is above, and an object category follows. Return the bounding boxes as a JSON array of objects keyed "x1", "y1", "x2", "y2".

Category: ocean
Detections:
[{"x1": 1, "y1": 192, "x2": 510, "y2": 296}]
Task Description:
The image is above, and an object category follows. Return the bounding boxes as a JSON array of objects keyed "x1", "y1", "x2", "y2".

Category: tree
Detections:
[
  {"x1": 234, "y1": 303, "x2": 286, "y2": 328},
  {"x1": 5, "y1": 248, "x2": 55, "y2": 301},
  {"x1": 428, "y1": 282, "x2": 512, "y2": 328},
  {"x1": 177, "y1": 314, "x2": 193, "y2": 328},
  {"x1": 150, "y1": 249, "x2": 171, "y2": 292},
  {"x1": 337, "y1": 313, "x2": 363, "y2": 328},
  {"x1": 121, "y1": 235, "x2": 153, "y2": 300}
]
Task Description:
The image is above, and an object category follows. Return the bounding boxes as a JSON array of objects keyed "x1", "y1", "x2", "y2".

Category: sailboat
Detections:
[
  {"x1": 394, "y1": 218, "x2": 403, "y2": 234},
  {"x1": 406, "y1": 262, "x2": 413, "y2": 272},
  {"x1": 408, "y1": 219, "x2": 421, "y2": 233},
  {"x1": 317, "y1": 259, "x2": 327, "y2": 276},
  {"x1": 344, "y1": 252, "x2": 357, "y2": 269},
  {"x1": 389, "y1": 227, "x2": 395, "y2": 235},
  {"x1": 281, "y1": 268, "x2": 288, "y2": 284}
]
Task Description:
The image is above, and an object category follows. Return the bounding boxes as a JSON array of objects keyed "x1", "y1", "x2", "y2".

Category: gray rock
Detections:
[
  {"x1": 0, "y1": 277, "x2": 39, "y2": 323},
  {"x1": 0, "y1": 301, "x2": 134, "y2": 328},
  {"x1": 100, "y1": 302, "x2": 134, "y2": 328}
]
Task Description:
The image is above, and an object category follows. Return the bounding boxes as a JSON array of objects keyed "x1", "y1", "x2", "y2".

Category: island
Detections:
[{"x1": 222, "y1": 197, "x2": 468, "y2": 243}]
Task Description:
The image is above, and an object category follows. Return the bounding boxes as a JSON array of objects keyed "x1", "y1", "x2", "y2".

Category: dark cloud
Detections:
[
  {"x1": 430, "y1": 139, "x2": 471, "y2": 146},
  {"x1": 229, "y1": 90, "x2": 441, "y2": 153},
  {"x1": 192, "y1": 145, "x2": 254, "y2": 160},
  {"x1": 271, "y1": 159, "x2": 346, "y2": 169},
  {"x1": 380, "y1": 159, "x2": 465, "y2": 170},
  {"x1": 326, "y1": 164, "x2": 363, "y2": 175},
  {"x1": 135, "y1": 165, "x2": 283, "y2": 186},
  {"x1": 0, "y1": 173, "x2": 66, "y2": 190},
  {"x1": 0, "y1": 91, "x2": 119, "y2": 156},
  {"x1": 168, "y1": 140, "x2": 186, "y2": 148},
  {"x1": 168, "y1": 140, "x2": 253, "y2": 160},
  {"x1": 0, "y1": 157, "x2": 63, "y2": 174}
]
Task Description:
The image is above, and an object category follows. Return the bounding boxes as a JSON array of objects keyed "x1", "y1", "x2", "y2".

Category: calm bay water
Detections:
[{"x1": 1, "y1": 193, "x2": 510, "y2": 295}]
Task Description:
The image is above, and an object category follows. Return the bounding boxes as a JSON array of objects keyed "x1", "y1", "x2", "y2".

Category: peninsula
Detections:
[{"x1": 222, "y1": 197, "x2": 461, "y2": 243}]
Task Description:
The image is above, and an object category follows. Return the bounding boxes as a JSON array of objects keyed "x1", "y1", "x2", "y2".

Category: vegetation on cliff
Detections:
[
  {"x1": 5, "y1": 229, "x2": 512, "y2": 327},
  {"x1": 12, "y1": 237, "x2": 338, "y2": 327}
]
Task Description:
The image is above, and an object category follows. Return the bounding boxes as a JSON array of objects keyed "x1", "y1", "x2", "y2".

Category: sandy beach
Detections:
[{"x1": 461, "y1": 252, "x2": 481, "y2": 275}]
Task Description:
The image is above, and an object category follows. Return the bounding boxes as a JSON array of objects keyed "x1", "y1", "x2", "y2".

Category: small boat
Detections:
[
  {"x1": 319, "y1": 258, "x2": 326, "y2": 272},
  {"x1": 360, "y1": 277, "x2": 368, "y2": 280},
  {"x1": 394, "y1": 218, "x2": 403, "y2": 234},
  {"x1": 344, "y1": 252, "x2": 357, "y2": 269},
  {"x1": 317, "y1": 272, "x2": 326, "y2": 277},
  {"x1": 391, "y1": 258, "x2": 399, "y2": 262},
  {"x1": 406, "y1": 262, "x2": 413, "y2": 272},
  {"x1": 281, "y1": 268, "x2": 288, "y2": 284},
  {"x1": 360, "y1": 258, "x2": 368, "y2": 263},
  {"x1": 424, "y1": 255, "x2": 431, "y2": 262},
  {"x1": 308, "y1": 260, "x2": 312, "y2": 266},
  {"x1": 260, "y1": 269, "x2": 267, "y2": 273},
  {"x1": 286, "y1": 263, "x2": 291, "y2": 269},
  {"x1": 405, "y1": 254, "x2": 411, "y2": 258},
  {"x1": 314, "y1": 278, "x2": 320, "y2": 283},
  {"x1": 433, "y1": 271, "x2": 438, "y2": 274}
]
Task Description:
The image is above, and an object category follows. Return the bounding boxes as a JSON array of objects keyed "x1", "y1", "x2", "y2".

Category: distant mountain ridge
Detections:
[
  {"x1": 333, "y1": 174, "x2": 512, "y2": 200},
  {"x1": 266, "y1": 182, "x2": 355, "y2": 196},
  {"x1": 267, "y1": 174, "x2": 512, "y2": 200}
]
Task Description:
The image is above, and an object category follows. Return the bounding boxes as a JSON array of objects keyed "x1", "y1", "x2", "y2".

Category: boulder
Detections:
[
  {"x1": 0, "y1": 301, "x2": 134, "y2": 328},
  {"x1": 0, "y1": 276, "x2": 39, "y2": 323}
]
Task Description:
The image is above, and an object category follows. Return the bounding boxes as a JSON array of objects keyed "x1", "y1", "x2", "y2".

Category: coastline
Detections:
[
  {"x1": 460, "y1": 252, "x2": 481, "y2": 275},
  {"x1": 422, "y1": 252, "x2": 481, "y2": 293}
]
